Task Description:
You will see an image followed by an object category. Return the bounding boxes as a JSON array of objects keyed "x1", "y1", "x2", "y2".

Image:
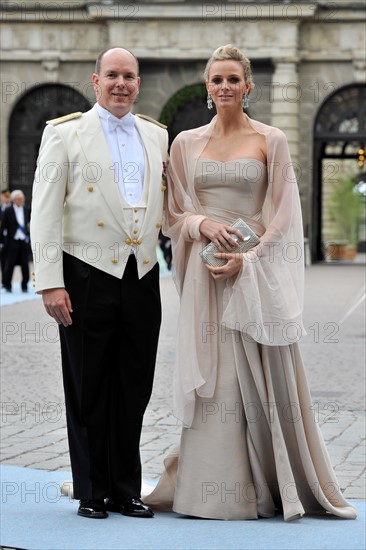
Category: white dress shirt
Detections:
[
  {"x1": 96, "y1": 104, "x2": 145, "y2": 205},
  {"x1": 13, "y1": 204, "x2": 26, "y2": 240}
]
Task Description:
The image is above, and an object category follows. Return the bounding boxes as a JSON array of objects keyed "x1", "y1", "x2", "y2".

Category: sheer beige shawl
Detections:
[{"x1": 164, "y1": 114, "x2": 306, "y2": 427}]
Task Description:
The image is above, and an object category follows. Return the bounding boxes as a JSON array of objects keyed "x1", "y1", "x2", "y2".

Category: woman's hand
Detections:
[
  {"x1": 199, "y1": 219, "x2": 243, "y2": 251},
  {"x1": 205, "y1": 252, "x2": 243, "y2": 280},
  {"x1": 199, "y1": 219, "x2": 245, "y2": 280}
]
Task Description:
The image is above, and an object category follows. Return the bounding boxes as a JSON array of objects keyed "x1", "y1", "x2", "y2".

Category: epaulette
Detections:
[
  {"x1": 135, "y1": 114, "x2": 167, "y2": 129},
  {"x1": 46, "y1": 112, "x2": 83, "y2": 126}
]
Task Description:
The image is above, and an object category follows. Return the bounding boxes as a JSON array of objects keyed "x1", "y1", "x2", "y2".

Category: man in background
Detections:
[
  {"x1": 0, "y1": 189, "x2": 30, "y2": 293},
  {"x1": 0, "y1": 189, "x2": 11, "y2": 281}
]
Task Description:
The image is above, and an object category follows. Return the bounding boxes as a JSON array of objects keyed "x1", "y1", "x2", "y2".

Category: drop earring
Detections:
[
  {"x1": 207, "y1": 94, "x2": 213, "y2": 110},
  {"x1": 242, "y1": 93, "x2": 249, "y2": 110}
]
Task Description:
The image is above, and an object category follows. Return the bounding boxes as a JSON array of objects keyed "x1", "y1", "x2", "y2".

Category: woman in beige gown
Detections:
[{"x1": 145, "y1": 45, "x2": 357, "y2": 522}]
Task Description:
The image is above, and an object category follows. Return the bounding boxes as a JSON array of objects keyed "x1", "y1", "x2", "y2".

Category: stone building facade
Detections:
[{"x1": 1, "y1": 0, "x2": 365, "y2": 260}]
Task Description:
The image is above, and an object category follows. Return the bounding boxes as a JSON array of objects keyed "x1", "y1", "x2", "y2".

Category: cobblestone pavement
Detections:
[{"x1": 1, "y1": 262, "x2": 365, "y2": 499}]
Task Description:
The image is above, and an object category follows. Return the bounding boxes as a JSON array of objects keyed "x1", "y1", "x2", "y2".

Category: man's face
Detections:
[
  {"x1": 1, "y1": 194, "x2": 10, "y2": 206},
  {"x1": 13, "y1": 195, "x2": 24, "y2": 207},
  {"x1": 92, "y1": 49, "x2": 140, "y2": 119}
]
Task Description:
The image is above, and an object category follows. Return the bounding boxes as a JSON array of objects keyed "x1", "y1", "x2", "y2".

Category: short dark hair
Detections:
[{"x1": 94, "y1": 47, "x2": 139, "y2": 75}]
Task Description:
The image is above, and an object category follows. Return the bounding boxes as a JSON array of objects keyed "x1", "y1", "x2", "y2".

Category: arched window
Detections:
[
  {"x1": 8, "y1": 84, "x2": 91, "y2": 204},
  {"x1": 312, "y1": 84, "x2": 366, "y2": 260},
  {"x1": 159, "y1": 83, "x2": 214, "y2": 146}
]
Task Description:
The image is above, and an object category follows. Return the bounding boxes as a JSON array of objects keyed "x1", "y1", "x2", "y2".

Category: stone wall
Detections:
[{"x1": 1, "y1": 1, "x2": 365, "y2": 257}]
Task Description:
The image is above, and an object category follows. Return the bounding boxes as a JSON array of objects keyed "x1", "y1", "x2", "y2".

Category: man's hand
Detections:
[{"x1": 42, "y1": 288, "x2": 73, "y2": 326}]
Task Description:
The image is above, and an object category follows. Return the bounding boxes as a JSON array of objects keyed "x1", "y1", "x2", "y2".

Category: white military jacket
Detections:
[{"x1": 30, "y1": 105, "x2": 169, "y2": 292}]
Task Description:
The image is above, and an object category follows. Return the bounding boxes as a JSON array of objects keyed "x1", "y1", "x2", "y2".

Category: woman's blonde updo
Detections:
[{"x1": 203, "y1": 44, "x2": 254, "y2": 91}]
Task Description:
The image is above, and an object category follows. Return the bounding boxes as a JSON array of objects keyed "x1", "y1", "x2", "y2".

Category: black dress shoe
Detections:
[
  {"x1": 106, "y1": 497, "x2": 154, "y2": 518},
  {"x1": 78, "y1": 499, "x2": 108, "y2": 519}
]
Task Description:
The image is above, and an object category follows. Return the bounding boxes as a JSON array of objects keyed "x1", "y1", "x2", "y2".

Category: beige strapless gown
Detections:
[{"x1": 145, "y1": 159, "x2": 357, "y2": 521}]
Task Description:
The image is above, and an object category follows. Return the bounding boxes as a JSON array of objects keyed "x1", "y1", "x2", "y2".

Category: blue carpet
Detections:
[
  {"x1": 0, "y1": 465, "x2": 364, "y2": 550},
  {"x1": 0, "y1": 283, "x2": 41, "y2": 307}
]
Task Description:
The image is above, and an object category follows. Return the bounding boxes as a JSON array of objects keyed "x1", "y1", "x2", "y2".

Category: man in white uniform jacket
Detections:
[{"x1": 31, "y1": 47, "x2": 168, "y2": 519}]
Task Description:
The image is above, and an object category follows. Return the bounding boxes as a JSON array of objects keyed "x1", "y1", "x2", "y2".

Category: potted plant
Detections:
[{"x1": 327, "y1": 175, "x2": 364, "y2": 260}]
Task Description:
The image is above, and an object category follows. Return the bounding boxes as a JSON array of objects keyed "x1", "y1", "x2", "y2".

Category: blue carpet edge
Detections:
[{"x1": 1, "y1": 464, "x2": 365, "y2": 550}]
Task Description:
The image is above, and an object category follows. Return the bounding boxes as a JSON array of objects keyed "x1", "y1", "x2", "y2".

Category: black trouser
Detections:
[
  {"x1": 2, "y1": 239, "x2": 29, "y2": 290},
  {"x1": 0, "y1": 246, "x2": 7, "y2": 279},
  {"x1": 59, "y1": 253, "x2": 161, "y2": 500}
]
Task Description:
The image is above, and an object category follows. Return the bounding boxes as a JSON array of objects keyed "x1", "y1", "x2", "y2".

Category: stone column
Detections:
[
  {"x1": 270, "y1": 61, "x2": 300, "y2": 167},
  {"x1": 353, "y1": 59, "x2": 366, "y2": 83},
  {"x1": 270, "y1": 60, "x2": 309, "y2": 261}
]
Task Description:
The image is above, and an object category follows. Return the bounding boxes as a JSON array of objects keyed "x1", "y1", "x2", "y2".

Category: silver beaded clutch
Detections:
[{"x1": 199, "y1": 218, "x2": 260, "y2": 267}]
